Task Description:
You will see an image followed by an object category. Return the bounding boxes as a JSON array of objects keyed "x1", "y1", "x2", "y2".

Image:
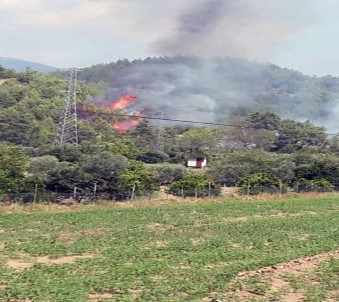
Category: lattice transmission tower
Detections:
[
  {"x1": 55, "y1": 69, "x2": 79, "y2": 145},
  {"x1": 155, "y1": 110, "x2": 165, "y2": 152}
]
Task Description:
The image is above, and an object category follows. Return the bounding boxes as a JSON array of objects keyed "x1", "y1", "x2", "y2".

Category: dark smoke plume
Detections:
[
  {"x1": 98, "y1": 0, "x2": 338, "y2": 132},
  {"x1": 153, "y1": 0, "x2": 316, "y2": 60}
]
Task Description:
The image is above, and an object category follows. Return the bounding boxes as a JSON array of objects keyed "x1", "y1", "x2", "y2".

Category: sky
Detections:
[{"x1": 1, "y1": 0, "x2": 339, "y2": 76}]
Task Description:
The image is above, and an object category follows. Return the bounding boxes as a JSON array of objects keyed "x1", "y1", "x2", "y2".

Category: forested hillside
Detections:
[
  {"x1": 0, "y1": 61, "x2": 338, "y2": 203},
  {"x1": 79, "y1": 56, "x2": 339, "y2": 133}
]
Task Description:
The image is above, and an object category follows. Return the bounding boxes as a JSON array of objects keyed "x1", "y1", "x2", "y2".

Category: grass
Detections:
[{"x1": 0, "y1": 196, "x2": 338, "y2": 301}]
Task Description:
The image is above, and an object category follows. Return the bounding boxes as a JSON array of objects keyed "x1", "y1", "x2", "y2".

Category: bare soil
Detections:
[
  {"x1": 224, "y1": 250, "x2": 339, "y2": 302},
  {"x1": 5, "y1": 254, "x2": 98, "y2": 271}
]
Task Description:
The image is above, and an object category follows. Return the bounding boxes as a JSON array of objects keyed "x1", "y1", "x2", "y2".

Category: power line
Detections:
[{"x1": 95, "y1": 112, "x2": 339, "y2": 137}]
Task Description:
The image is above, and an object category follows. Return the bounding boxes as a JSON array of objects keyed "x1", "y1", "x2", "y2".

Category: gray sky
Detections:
[{"x1": 1, "y1": 0, "x2": 339, "y2": 76}]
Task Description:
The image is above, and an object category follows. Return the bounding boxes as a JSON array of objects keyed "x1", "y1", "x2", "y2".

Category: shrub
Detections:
[
  {"x1": 239, "y1": 173, "x2": 283, "y2": 195},
  {"x1": 294, "y1": 178, "x2": 333, "y2": 193},
  {"x1": 136, "y1": 151, "x2": 170, "y2": 164},
  {"x1": 168, "y1": 175, "x2": 221, "y2": 198},
  {"x1": 147, "y1": 164, "x2": 187, "y2": 185}
]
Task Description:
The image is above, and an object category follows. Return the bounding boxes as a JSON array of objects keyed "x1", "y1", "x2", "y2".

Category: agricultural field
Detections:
[{"x1": 0, "y1": 196, "x2": 338, "y2": 302}]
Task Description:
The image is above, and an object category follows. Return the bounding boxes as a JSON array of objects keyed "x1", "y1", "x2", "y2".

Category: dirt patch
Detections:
[
  {"x1": 149, "y1": 275, "x2": 166, "y2": 282},
  {"x1": 58, "y1": 228, "x2": 112, "y2": 243},
  {"x1": 327, "y1": 290, "x2": 339, "y2": 302},
  {"x1": 128, "y1": 288, "x2": 144, "y2": 299},
  {"x1": 35, "y1": 254, "x2": 97, "y2": 265},
  {"x1": 5, "y1": 300, "x2": 33, "y2": 302},
  {"x1": 235, "y1": 251, "x2": 339, "y2": 280},
  {"x1": 194, "y1": 212, "x2": 319, "y2": 229},
  {"x1": 6, "y1": 260, "x2": 34, "y2": 270},
  {"x1": 124, "y1": 260, "x2": 134, "y2": 267},
  {"x1": 59, "y1": 231, "x2": 77, "y2": 243},
  {"x1": 283, "y1": 292, "x2": 305, "y2": 302},
  {"x1": 76, "y1": 227, "x2": 111, "y2": 237},
  {"x1": 5, "y1": 253, "x2": 98, "y2": 270},
  {"x1": 88, "y1": 291, "x2": 119, "y2": 301},
  {"x1": 225, "y1": 250, "x2": 339, "y2": 302},
  {"x1": 142, "y1": 240, "x2": 168, "y2": 250},
  {"x1": 146, "y1": 223, "x2": 173, "y2": 233}
]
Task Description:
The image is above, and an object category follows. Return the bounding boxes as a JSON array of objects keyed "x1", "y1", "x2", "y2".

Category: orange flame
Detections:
[
  {"x1": 113, "y1": 120, "x2": 140, "y2": 133},
  {"x1": 108, "y1": 94, "x2": 137, "y2": 110}
]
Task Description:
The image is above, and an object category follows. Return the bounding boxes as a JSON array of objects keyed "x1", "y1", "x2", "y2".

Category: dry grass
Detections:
[{"x1": 0, "y1": 192, "x2": 338, "y2": 214}]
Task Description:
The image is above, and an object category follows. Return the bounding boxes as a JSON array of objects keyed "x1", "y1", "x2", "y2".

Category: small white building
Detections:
[{"x1": 187, "y1": 157, "x2": 207, "y2": 169}]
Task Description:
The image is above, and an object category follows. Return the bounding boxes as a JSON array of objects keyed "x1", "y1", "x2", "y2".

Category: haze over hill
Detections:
[
  {"x1": 0, "y1": 57, "x2": 58, "y2": 73},
  {"x1": 80, "y1": 56, "x2": 339, "y2": 133}
]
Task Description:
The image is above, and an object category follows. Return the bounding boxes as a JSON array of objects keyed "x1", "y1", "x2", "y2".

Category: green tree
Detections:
[
  {"x1": 79, "y1": 152, "x2": 129, "y2": 195},
  {"x1": 28, "y1": 155, "x2": 60, "y2": 176},
  {"x1": 0, "y1": 143, "x2": 29, "y2": 193},
  {"x1": 116, "y1": 161, "x2": 159, "y2": 200},
  {"x1": 276, "y1": 120, "x2": 326, "y2": 153},
  {"x1": 239, "y1": 173, "x2": 282, "y2": 195},
  {"x1": 136, "y1": 151, "x2": 169, "y2": 164},
  {"x1": 180, "y1": 128, "x2": 220, "y2": 155},
  {"x1": 147, "y1": 164, "x2": 187, "y2": 185},
  {"x1": 46, "y1": 164, "x2": 92, "y2": 194},
  {"x1": 105, "y1": 140, "x2": 140, "y2": 159}
]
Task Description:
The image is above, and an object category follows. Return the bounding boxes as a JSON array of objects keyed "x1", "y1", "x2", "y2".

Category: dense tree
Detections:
[
  {"x1": 136, "y1": 151, "x2": 169, "y2": 164},
  {"x1": 28, "y1": 155, "x2": 60, "y2": 176},
  {"x1": 79, "y1": 152, "x2": 129, "y2": 195},
  {"x1": 239, "y1": 173, "x2": 282, "y2": 195},
  {"x1": 0, "y1": 143, "x2": 29, "y2": 194},
  {"x1": 179, "y1": 127, "x2": 220, "y2": 155},
  {"x1": 0, "y1": 65, "x2": 338, "y2": 201},
  {"x1": 209, "y1": 150, "x2": 293, "y2": 186},
  {"x1": 115, "y1": 161, "x2": 159, "y2": 200},
  {"x1": 146, "y1": 164, "x2": 187, "y2": 185}
]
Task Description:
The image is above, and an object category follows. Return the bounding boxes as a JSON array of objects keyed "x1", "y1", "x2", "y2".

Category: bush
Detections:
[
  {"x1": 136, "y1": 151, "x2": 170, "y2": 164},
  {"x1": 294, "y1": 178, "x2": 333, "y2": 192},
  {"x1": 147, "y1": 164, "x2": 187, "y2": 184},
  {"x1": 239, "y1": 173, "x2": 283, "y2": 195},
  {"x1": 168, "y1": 175, "x2": 221, "y2": 198}
]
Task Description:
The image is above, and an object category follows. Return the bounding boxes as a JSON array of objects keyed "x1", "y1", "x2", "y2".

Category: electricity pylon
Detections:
[
  {"x1": 155, "y1": 110, "x2": 165, "y2": 152},
  {"x1": 55, "y1": 69, "x2": 79, "y2": 145}
]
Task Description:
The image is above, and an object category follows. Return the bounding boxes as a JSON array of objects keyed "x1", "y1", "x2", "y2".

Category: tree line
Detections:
[{"x1": 0, "y1": 66, "x2": 338, "y2": 202}]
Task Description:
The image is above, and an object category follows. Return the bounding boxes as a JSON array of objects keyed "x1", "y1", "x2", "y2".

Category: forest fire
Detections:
[
  {"x1": 105, "y1": 94, "x2": 140, "y2": 132},
  {"x1": 113, "y1": 119, "x2": 140, "y2": 133},
  {"x1": 108, "y1": 94, "x2": 137, "y2": 110}
]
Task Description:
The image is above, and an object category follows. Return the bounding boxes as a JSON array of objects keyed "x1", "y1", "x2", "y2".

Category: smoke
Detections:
[
  {"x1": 98, "y1": 0, "x2": 338, "y2": 132},
  {"x1": 101, "y1": 57, "x2": 338, "y2": 132},
  {"x1": 153, "y1": 0, "x2": 316, "y2": 60}
]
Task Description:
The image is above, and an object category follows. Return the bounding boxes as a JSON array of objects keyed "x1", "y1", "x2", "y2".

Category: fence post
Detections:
[
  {"x1": 208, "y1": 182, "x2": 211, "y2": 199},
  {"x1": 73, "y1": 186, "x2": 77, "y2": 200},
  {"x1": 131, "y1": 185, "x2": 136, "y2": 201},
  {"x1": 195, "y1": 186, "x2": 198, "y2": 199},
  {"x1": 279, "y1": 179, "x2": 283, "y2": 197},
  {"x1": 93, "y1": 183, "x2": 97, "y2": 202},
  {"x1": 181, "y1": 186, "x2": 184, "y2": 199},
  {"x1": 247, "y1": 181, "x2": 250, "y2": 196},
  {"x1": 33, "y1": 184, "x2": 38, "y2": 204}
]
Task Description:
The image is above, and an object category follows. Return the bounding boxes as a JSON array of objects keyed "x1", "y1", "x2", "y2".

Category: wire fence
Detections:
[{"x1": 1, "y1": 183, "x2": 338, "y2": 204}]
